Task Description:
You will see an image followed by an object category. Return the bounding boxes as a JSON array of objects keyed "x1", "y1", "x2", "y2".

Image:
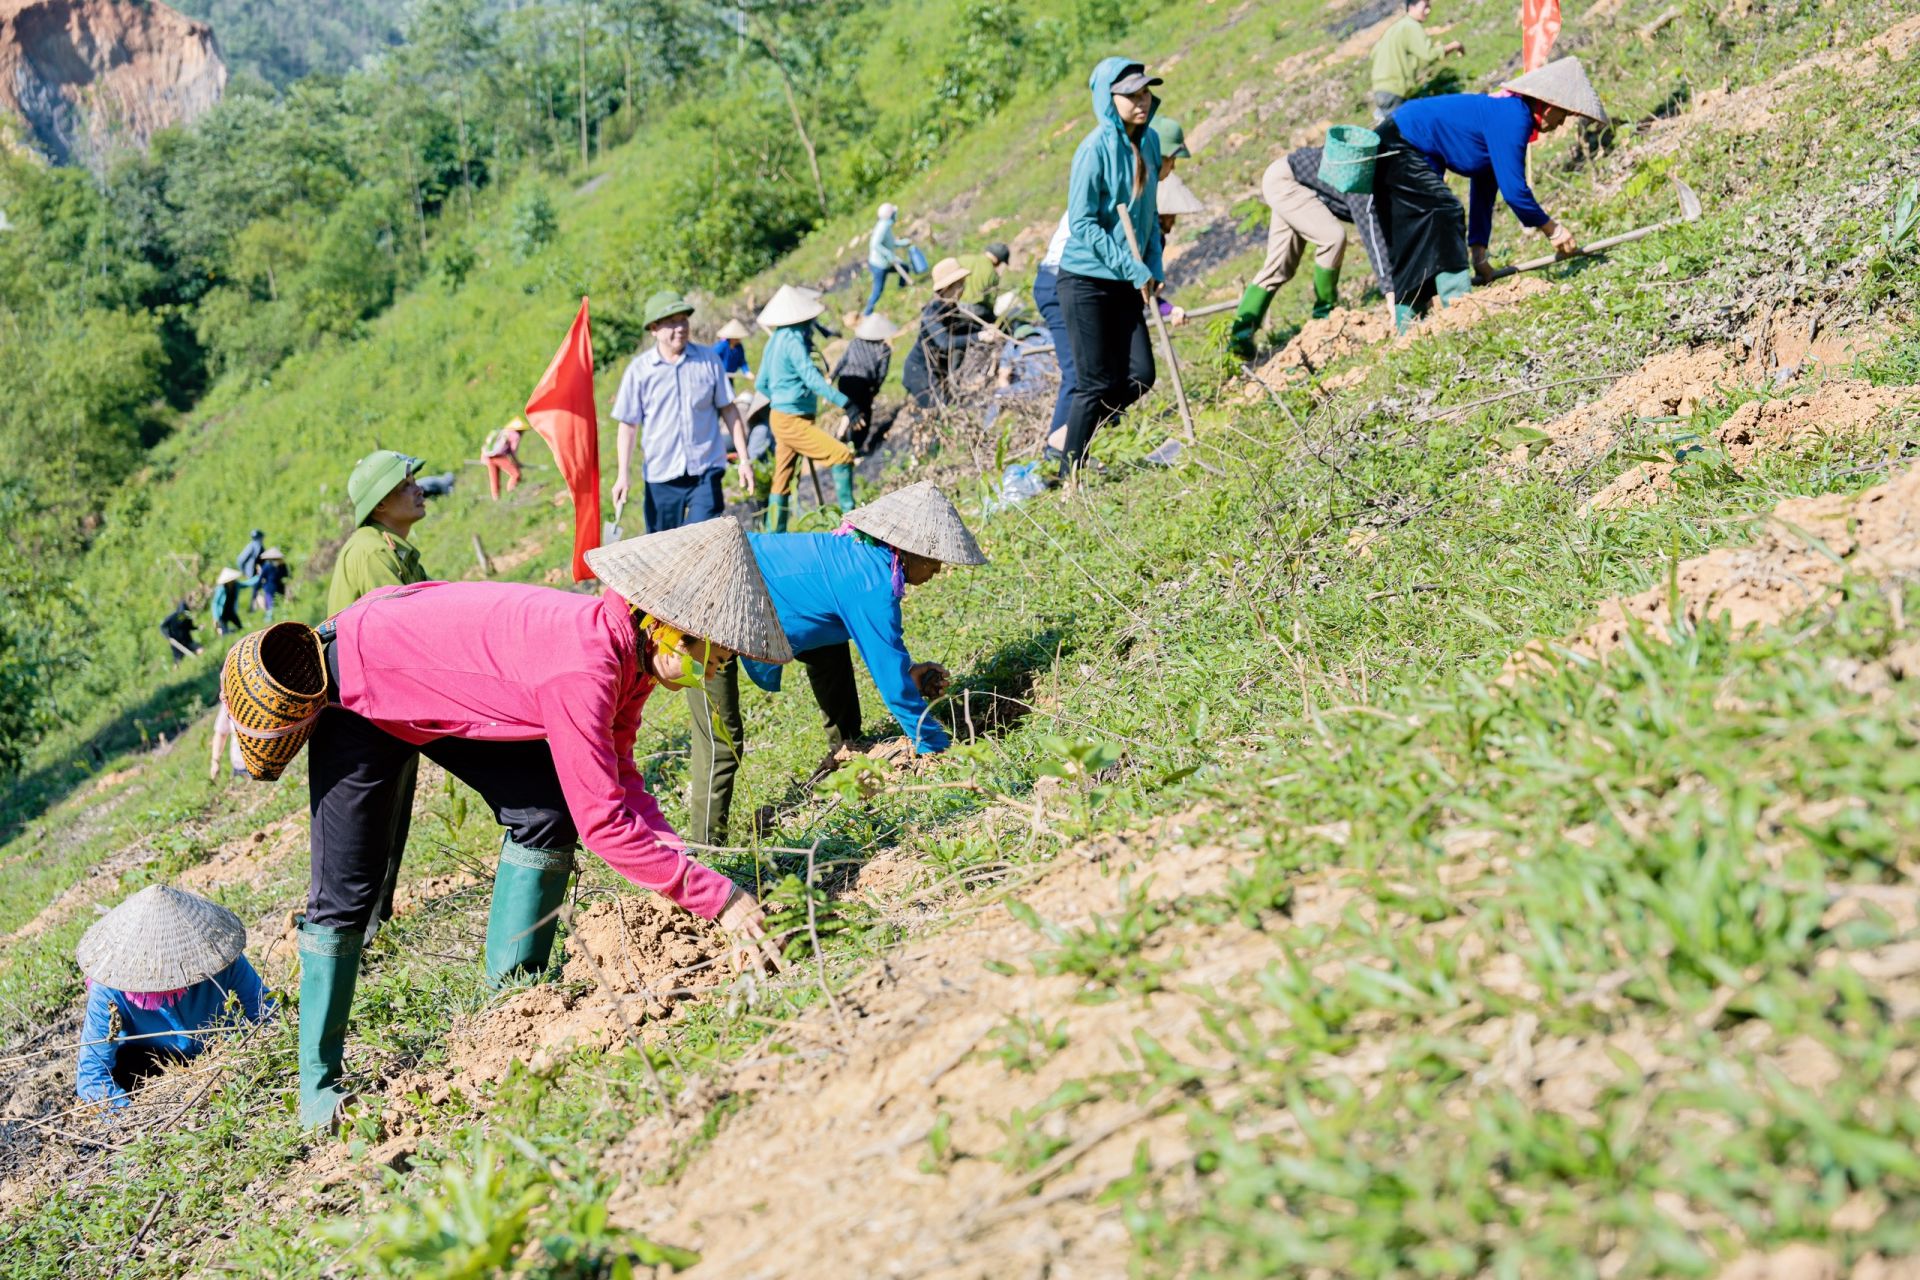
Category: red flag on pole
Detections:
[
  {"x1": 525, "y1": 297, "x2": 602, "y2": 583},
  {"x1": 1521, "y1": 0, "x2": 1562, "y2": 71}
]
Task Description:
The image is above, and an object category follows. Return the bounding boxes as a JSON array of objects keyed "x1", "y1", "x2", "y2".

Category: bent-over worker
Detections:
[{"x1": 687, "y1": 482, "x2": 987, "y2": 846}]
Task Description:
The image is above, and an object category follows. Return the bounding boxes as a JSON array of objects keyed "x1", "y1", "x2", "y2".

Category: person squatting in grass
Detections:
[
  {"x1": 1053, "y1": 58, "x2": 1166, "y2": 478},
  {"x1": 327, "y1": 448, "x2": 434, "y2": 941},
  {"x1": 1377, "y1": 57, "x2": 1607, "y2": 322},
  {"x1": 610, "y1": 290, "x2": 755, "y2": 534},
  {"x1": 902, "y1": 257, "x2": 990, "y2": 411},
  {"x1": 684, "y1": 483, "x2": 987, "y2": 847},
  {"x1": 1230, "y1": 142, "x2": 1399, "y2": 358},
  {"x1": 294, "y1": 519, "x2": 792, "y2": 1129},
  {"x1": 755, "y1": 284, "x2": 857, "y2": 531},
  {"x1": 74, "y1": 886, "x2": 272, "y2": 1110}
]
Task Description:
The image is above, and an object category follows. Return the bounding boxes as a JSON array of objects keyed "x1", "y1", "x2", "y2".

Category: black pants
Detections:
[
  {"x1": 1056, "y1": 270, "x2": 1155, "y2": 469},
  {"x1": 111, "y1": 1042, "x2": 189, "y2": 1094},
  {"x1": 306, "y1": 706, "x2": 579, "y2": 932},
  {"x1": 797, "y1": 643, "x2": 863, "y2": 752}
]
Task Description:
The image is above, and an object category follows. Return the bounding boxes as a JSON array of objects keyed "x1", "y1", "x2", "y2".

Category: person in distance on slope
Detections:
[
  {"x1": 713, "y1": 317, "x2": 754, "y2": 381},
  {"x1": 953, "y1": 241, "x2": 1012, "y2": 313},
  {"x1": 902, "y1": 257, "x2": 990, "y2": 411},
  {"x1": 257, "y1": 547, "x2": 291, "y2": 621},
  {"x1": 160, "y1": 599, "x2": 200, "y2": 664},
  {"x1": 294, "y1": 519, "x2": 792, "y2": 1129},
  {"x1": 481, "y1": 418, "x2": 525, "y2": 501},
  {"x1": 74, "y1": 886, "x2": 273, "y2": 1110},
  {"x1": 210, "y1": 566, "x2": 245, "y2": 637},
  {"x1": 1368, "y1": 0, "x2": 1465, "y2": 124},
  {"x1": 864, "y1": 203, "x2": 914, "y2": 315},
  {"x1": 833, "y1": 313, "x2": 901, "y2": 455},
  {"x1": 1229, "y1": 142, "x2": 1398, "y2": 358},
  {"x1": 1053, "y1": 57, "x2": 1166, "y2": 479},
  {"x1": 1379, "y1": 57, "x2": 1608, "y2": 322},
  {"x1": 755, "y1": 284, "x2": 858, "y2": 530},
  {"x1": 688, "y1": 482, "x2": 987, "y2": 845},
  {"x1": 235, "y1": 528, "x2": 266, "y2": 611}
]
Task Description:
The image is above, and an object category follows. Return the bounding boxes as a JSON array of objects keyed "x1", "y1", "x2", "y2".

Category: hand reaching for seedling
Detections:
[
  {"x1": 719, "y1": 886, "x2": 787, "y2": 976},
  {"x1": 910, "y1": 662, "x2": 950, "y2": 700}
]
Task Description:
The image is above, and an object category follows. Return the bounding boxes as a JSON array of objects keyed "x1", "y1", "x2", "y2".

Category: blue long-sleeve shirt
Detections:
[
  {"x1": 754, "y1": 325, "x2": 849, "y2": 418},
  {"x1": 738, "y1": 533, "x2": 949, "y2": 753},
  {"x1": 1391, "y1": 94, "x2": 1549, "y2": 247},
  {"x1": 76, "y1": 956, "x2": 272, "y2": 1108}
]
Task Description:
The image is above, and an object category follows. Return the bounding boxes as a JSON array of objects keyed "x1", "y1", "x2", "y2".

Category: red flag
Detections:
[
  {"x1": 1521, "y1": 0, "x2": 1561, "y2": 71},
  {"x1": 525, "y1": 298, "x2": 601, "y2": 582}
]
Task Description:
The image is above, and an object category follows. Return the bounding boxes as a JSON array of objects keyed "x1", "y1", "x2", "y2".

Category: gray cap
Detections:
[{"x1": 1111, "y1": 68, "x2": 1162, "y2": 95}]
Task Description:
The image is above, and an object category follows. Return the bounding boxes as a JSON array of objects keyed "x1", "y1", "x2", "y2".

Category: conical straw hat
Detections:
[
  {"x1": 716, "y1": 318, "x2": 752, "y2": 341},
  {"x1": 1156, "y1": 173, "x2": 1206, "y2": 216},
  {"x1": 215, "y1": 567, "x2": 242, "y2": 585},
  {"x1": 76, "y1": 885, "x2": 247, "y2": 992},
  {"x1": 845, "y1": 481, "x2": 987, "y2": 566},
  {"x1": 584, "y1": 519, "x2": 793, "y2": 662},
  {"x1": 757, "y1": 285, "x2": 824, "y2": 330},
  {"x1": 1501, "y1": 57, "x2": 1609, "y2": 126},
  {"x1": 854, "y1": 313, "x2": 900, "y2": 341},
  {"x1": 261, "y1": 547, "x2": 285, "y2": 561}
]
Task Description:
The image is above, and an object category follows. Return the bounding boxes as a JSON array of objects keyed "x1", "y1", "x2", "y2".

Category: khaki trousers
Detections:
[
  {"x1": 1254, "y1": 159, "x2": 1347, "y2": 291},
  {"x1": 769, "y1": 410, "x2": 854, "y2": 497}
]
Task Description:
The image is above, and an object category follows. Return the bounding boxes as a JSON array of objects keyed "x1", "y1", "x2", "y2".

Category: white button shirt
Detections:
[{"x1": 610, "y1": 344, "x2": 735, "y2": 484}]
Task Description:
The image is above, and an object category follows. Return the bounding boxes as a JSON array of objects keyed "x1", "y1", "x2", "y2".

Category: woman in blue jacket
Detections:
[
  {"x1": 1055, "y1": 57, "x2": 1165, "y2": 478},
  {"x1": 754, "y1": 284, "x2": 856, "y2": 531},
  {"x1": 74, "y1": 885, "x2": 272, "y2": 1109}
]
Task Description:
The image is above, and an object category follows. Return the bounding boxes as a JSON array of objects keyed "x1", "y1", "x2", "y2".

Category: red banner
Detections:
[
  {"x1": 525, "y1": 297, "x2": 601, "y2": 583},
  {"x1": 1521, "y1": 0, "x2": 1562, "y2": 71}
]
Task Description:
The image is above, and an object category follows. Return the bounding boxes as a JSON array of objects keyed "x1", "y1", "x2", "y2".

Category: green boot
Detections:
[
  {"x1": 1434, "y1": 268, "x2": 1473, "y2": 308},
  {"x1": 485, "y1": 839, "x2": 575, "y2": 987},
  {"x1": 1228, "y1": 285, "x2": 1274, "y2": 360},
  {"x1": 831, "y1": 462, "x2": 856, "y2": 512},
  {"x1": 764, "y1": 494, "x2": 790, "y2": 533},
  {"x1": 1311, "y1": 266, "x2": 1341, "y2": 320},
  {"x1": 297, "y1": 921, "x2": 363, "y2": 1129}
]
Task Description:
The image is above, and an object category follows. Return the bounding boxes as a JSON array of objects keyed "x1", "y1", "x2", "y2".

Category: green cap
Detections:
[
  {"x1": 643, "y1": 290, "x2": 695, "y2": 328},
  {"x1": 1151, "y1": 116, "x2": 1191, "y2": 159},
  {"x1": 348, "y1": 450, "x2": 423, "y2": 527}
]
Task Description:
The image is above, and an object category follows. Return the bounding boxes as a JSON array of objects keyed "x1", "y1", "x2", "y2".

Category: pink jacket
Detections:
[{"x1": 332, "y1": 581, "x2": 734, "y2": 919}]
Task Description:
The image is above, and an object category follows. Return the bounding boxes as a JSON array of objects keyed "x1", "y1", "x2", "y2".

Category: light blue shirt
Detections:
[
  {"x1": 868, "y1": 216, "x2": 904, "y2": 270},
  {"x1": 610, "y1": 344, "x2": 736, "y2": 484}
]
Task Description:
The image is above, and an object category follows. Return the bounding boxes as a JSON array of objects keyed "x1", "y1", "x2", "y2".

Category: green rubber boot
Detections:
[
  {"x1": 297, "y1": 921, "x2": 363, "y2": 1129},
  {"x1": 1311, "y1": 266, "x2": 1341, "y2": 320},
  {"x1": 1434, "y1": 268, "x2": 1473, "y2": 308},
  {"x1": 764, "y1": 494, "x2": 790, "y2": 533},
  {"x1": 1228, "y1": 285, "x2": 1274, "y2": 360},
  {"x1": 831, "y1": 463, "x2": 856, "y2": 511},
  {"x1": 485, "y1": 838, "x2": 576, "y2": 987}
]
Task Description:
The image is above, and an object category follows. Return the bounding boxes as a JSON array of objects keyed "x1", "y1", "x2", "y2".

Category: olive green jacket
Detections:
[{"x1": 326, "y1": 525, "x2": 427, "y2": 616}]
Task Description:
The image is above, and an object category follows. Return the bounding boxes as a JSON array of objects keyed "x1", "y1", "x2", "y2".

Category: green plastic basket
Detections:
[{"x1": 1317, "y1": 124, "x2": 1381, "y2": 195}]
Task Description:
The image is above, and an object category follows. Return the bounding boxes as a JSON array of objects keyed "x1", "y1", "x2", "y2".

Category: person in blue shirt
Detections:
[
  {"x1": 1055, "y1": 57, "x2": 1165, "y2": 479},
  {"x1": 1379, "y1": 57, "x2": 1606, "y2": 319},
  {"x1": 210, "y1": 566, "x2": 246, "y2": 636},
  {"x1": 713, "y1": 318, "x2": 753, "y2": 378},
  {"x1": 688, "y1": 483, "x2": 986, "y2": 844},
  {"x1": 864, "y1": 203, "x2": 912, "y2": 315},
  {"x1": 74, "y1": 885, "x2": 273, "y2": 1110},
  {"x1": 754, "y1": 284, "x2": 856, "y2": 531}
]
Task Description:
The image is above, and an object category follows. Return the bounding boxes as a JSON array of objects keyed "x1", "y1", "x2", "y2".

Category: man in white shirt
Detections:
[{"x1": 610, "y1": 290, "x2": 754, "y2": 532}]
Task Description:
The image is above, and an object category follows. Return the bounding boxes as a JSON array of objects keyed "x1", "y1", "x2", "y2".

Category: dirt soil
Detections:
[
  {"x1": 179, "y1": 814, "x2": 304, "y2": 893},
  {"x1": 1253, "y1": 277, "x2": 1550, "y2": 390},
  {"x1": 1504, "y1": 344, "x2": 1734, "y2": 473},
  {"x1": 1586, "y1": 381, "x2": 1919, "y2": 512},
  {"x1": 1508, "y1": 459, "x2": 1920, "y2": 677}
]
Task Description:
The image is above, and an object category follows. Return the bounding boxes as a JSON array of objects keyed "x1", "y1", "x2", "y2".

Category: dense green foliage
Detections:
[{"x1": 173, "y1": 0, "x2": 402, "y2": 87}]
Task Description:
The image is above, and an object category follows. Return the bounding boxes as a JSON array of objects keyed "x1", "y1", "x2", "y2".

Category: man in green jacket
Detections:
[
  {"x1": 325, "y1": 448, "x2": 431, "y2": 940},
  {"x1": 1369, "y1": 0, "x2": 1464, "y2": 123}
]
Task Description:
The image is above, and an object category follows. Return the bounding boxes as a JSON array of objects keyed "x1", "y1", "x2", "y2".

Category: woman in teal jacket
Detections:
[
  {"x1": 754, "y1": 284, "x2": 855, "y2": 531},
  {"x1": 1056, "y1": 57, "x2": 1164, "y2": 477}
]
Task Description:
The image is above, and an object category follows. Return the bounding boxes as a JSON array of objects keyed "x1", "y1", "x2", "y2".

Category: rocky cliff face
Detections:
[{"x1": 0, "y1": 0, "x2": 226, "y2": 165}]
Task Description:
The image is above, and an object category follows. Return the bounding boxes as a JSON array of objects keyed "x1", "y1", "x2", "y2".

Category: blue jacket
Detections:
[
  {"x1": 77, "y1": 957, "x2": 272, "y2": 1108},
  {"x1": 755, "y1": 325, "x2": 849, "y2": 418},
  {"x1": 713, "y1": 340, "x2": 750, "y2": 375},
  {"x1": 738, "y1": 534, "x2": 949, "y2": 753},
  {"x1": 1391, "y1": 94, "x2": 1549, "y2": 248},
  {"x1": 1058, "y1": 57, "x2": 1164, "y2": 286}
]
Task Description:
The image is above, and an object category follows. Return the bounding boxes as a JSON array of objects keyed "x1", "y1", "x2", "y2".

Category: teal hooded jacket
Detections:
[{"x1": 1058, "y1": 56, "x2": 1164, "y2": 287}]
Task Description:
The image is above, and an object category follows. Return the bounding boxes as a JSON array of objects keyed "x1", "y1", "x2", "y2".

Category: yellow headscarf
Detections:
[{"x1": 637, "y1": 611, "x2": 706, "y2": 688}]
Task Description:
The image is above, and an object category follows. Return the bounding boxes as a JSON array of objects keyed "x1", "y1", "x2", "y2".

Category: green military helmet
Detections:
[{"x1": 347, "y1": 450, "x2": 424, "y2": 527}]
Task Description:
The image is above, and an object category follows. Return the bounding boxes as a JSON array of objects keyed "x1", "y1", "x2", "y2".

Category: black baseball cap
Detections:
[{"x1": 1111, "y1": 66, "x2": 1162, "y2": 95}]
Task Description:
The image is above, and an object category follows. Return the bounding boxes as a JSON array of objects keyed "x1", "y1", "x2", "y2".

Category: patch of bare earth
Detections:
[
  {"x1": 179, "y1": 814, "x2": 304, "y2": 893},
  {"x1": 1253, "y1": 277, "x2": 1549, "y2": 390},
  {"x1": 1503, "y1": 344, "x2": 1734, "y2": 473},
  {"x1": 1507, "y1": 460, "x2": 1920, "y2": 678},
  {"x1": 1587, "y1": 381, "x2": 1918, "y2": 512}
]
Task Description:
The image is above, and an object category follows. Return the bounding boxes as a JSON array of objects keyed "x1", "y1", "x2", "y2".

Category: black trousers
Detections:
[
  {"x1": 1056, "y1": 270, "x2": 1155, "y2": 468},
  {"x1": 797, "y1": 643, "x2": 863, "y2": 752},
  {"x1": 306, "y1": 706, "x2": 578, "y2": 932}
]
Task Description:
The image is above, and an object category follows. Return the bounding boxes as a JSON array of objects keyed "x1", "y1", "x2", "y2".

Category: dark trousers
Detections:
[
  {"x1": 1056, "y1": 270, "x2": 1155, "y2": 469},
  {"x1": 306, "y1": 707, "x2": 578, "y2": 932},
  {"x1": 1033, "y1": 265, "x2": 1077, "y2": 436},
  {"x1": 798, "y1": 643, "x2": 863, "y2": 752},
  {"x1": 644, "y1": 468, "x2": 726, "y2": 534},
  {"x1": 111, "y1": 1041, "x2": 189, "y2": 1093}
]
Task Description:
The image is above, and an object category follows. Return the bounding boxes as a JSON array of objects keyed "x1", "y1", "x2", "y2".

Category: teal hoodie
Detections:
[{"x1": 1058, "y1": 57, "x2": 1164, "y2": 287}]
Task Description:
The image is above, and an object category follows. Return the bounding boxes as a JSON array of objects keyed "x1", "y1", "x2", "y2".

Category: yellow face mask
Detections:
[{"x1": 639, "y1": 613, "x2": 707, "y2": 689}]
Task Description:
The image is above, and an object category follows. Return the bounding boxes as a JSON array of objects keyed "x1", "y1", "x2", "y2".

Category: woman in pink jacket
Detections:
[{"x1": 297, "y1": 518, "x2": 792, "y2": 1129}]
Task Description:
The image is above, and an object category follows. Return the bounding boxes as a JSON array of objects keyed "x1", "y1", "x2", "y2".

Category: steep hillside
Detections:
[{"x1": 0, "y1": 0, "x2": 224, "y2": 164}]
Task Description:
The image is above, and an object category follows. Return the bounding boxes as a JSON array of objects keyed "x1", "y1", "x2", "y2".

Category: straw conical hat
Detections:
[
  {"x1": 1501, "y1": 57, "x2": 1609, "y2": 126},
  {"x1": 757, "y1": 284, "x2": 825, "y2": 331},
  {"x1": 1157, "y1": 174, "x2": 1206, "y2": 216},
  {"x1": 584, "y1": 519, "x2": 793, "y2": 662},
  {"x1": 76, "y1": 885, "x2": 247, "y2": 992},
  {"x1": 261, "y1": 547, "x2": 285, "y2": 561},
  {"x1": 845, "y1": 482, "x2": 987, "y2": 566},
  {"x1": 716, "y1": 318, "x2": 752, "y2": 341},
  {"x1": 215, "y1": 567, "x2": 242, "y2": 585},
  {"x1": 854, "y1": 313, "x2": 900, "y2": 341}
]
